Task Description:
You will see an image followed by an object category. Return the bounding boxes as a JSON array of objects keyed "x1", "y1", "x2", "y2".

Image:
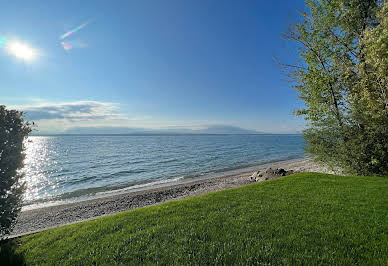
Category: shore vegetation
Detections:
[
  {"x1": 0, "y1": 106, "x2": 31, "y2": 238},
  {"x1": 285, "y1": 0, "x2": 388, "y2": 176}
]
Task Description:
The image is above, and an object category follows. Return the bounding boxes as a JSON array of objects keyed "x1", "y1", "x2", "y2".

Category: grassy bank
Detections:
[{"x1": 2, "y1": 173, "x2": 388, "y2": 265}]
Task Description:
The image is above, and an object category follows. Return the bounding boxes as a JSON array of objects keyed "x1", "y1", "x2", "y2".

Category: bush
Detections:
[
  {"x1": 304, "y1": 121, "x2": 388, "y2": 176},
  {"x1": 0, "y1": 106, "x2": 31, "y2": 238}
]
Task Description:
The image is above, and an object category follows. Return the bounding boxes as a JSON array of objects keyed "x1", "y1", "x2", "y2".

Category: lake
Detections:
[{"x1": 23, "y1": 134, "x2": 305, "y2": 208}]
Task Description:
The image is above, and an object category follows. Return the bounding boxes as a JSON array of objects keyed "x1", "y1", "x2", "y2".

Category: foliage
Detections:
[
  {"x1": 0, "y1": 106, "x2": 31, "y2": 238},
  {"x1": 358, "y1": 2, "x2": 388, "y2": 119},
  {"x1": 4, "y1": 173, "x2": 388, "y2": 265},
  {"x1": 285, "y1": 0, "x2": 388, "y2": 175}
]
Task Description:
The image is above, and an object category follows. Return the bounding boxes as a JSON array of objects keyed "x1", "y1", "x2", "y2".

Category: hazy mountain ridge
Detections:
[{"x1": 34, "y1": 125, "x2": 265, "y2": 135}]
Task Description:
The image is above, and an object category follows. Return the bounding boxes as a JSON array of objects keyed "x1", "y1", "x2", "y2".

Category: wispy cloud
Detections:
[
  {"x1": 17, "y1": 101, "x2": 121, "y2": 121},
  {"x1": 11, "y1": 101, "x2": 152, "y2": 133}
]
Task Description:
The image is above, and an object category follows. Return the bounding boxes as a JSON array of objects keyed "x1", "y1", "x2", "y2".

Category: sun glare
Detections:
[{"x1": 7, "y1": 41, "x2": 36, "y2": 61}]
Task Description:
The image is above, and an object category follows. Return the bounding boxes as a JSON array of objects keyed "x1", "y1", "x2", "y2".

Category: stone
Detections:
[
  {"x1": 250, "y1": 171, "x2": 261, "y2": 181},
  {"x1": 251, "y1": 167, "x2": 294, "y2": 182}
]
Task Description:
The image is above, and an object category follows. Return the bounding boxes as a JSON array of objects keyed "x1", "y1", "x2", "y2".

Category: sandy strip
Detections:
[{"x1": 10, "y1": 158, "x2": 335, "y2": 237}]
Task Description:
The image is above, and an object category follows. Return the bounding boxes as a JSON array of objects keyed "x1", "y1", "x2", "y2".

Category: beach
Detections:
[{"x1": 10, "y1": 157, "x2": 335, "y2": 237}]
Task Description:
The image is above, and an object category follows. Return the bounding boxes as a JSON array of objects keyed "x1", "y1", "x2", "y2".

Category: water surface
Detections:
[{"x1": 23, "y1": 134, "x2": 305, "y2": 208}]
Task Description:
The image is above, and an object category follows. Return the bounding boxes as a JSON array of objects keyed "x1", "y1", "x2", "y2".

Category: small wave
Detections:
[
  {"x1": 105, "y1": 169, "x2": 147, "y2": 178},
  {"x1": 95, "y1": 176, "x2": 185, "y2": 196},
  {"x1": 179, "y1": 172, "x2": 204, "y2": 179},
  {"x1": 156, "y1": 158, "x2": 179, "y2": 164},
  {"x1": 22, "y1": 175, "x2": 185, "y2": 210},
  {"x1": 65, "y1": 175, "x2": 100, "y2": 186},
  {"x1": 23, "y1": 186, "x2": 109, "y2": 207},
  {"x1": 212, "y1": 155, "x2": 304, "y2": 173},
  {"x1": 65, "y1": 169, "x2": 147, "y2": 186},
  {"x1": 128, "y1": 159, "x2": 147, "y2": 165}
]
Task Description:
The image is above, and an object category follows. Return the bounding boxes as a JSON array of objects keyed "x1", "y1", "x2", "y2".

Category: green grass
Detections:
[{"x1": 3, "y1": 173, "x2": 388, "y2": 265}]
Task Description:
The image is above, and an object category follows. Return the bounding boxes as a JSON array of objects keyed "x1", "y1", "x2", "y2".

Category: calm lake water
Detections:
[{"x1": 23, "y1": 135, "x2": 305, "y2": 208}]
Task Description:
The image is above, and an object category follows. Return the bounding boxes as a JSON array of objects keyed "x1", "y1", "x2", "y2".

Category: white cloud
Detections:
[
  {"x1": 14, "y1": 101, "x2": 120, "y2": 120},
  {"x1": 10, "y1": 101, "x2": 153, "y2": 133}
]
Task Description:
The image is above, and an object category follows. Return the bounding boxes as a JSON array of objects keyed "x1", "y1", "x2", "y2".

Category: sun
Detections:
[{"x1": 7, "y1": 41, "x2": 36, "y2": 61}]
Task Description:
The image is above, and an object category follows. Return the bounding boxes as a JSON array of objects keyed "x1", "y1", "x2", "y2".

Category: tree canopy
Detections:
[
  {"x1": 285, "y1": 0, "x2": 388, "y2": 176},
  {"x1": 0, "y1": 106, "x2": 31, "y2": 237}
]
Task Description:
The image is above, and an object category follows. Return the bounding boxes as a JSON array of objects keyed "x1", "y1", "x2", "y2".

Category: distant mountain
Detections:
[
  {"x1": 57, "y1": 125, "x2": 263, "y2": 135},
  {"x1": 63, "y1": 127, "x2": 152, "y2": 135},
  {"x1": 193, "y1": 125, "x2": 261, "y2": 134}
]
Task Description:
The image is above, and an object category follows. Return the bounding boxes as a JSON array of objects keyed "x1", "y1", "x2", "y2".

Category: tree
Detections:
[
  {"x1": 284, "y1": 0, "x2": 388, "y2": 176},
  {"x1": 0, "y1": 106, "x2": 31, "y2": 237},
  {"x1": 357, "y1": 2, "x2": 388, "y2": 119}
]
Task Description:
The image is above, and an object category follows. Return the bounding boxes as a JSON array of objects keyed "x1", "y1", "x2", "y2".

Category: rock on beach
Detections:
[{"x1": 250, "y1": 167, "x2": 294, "y2": 182}]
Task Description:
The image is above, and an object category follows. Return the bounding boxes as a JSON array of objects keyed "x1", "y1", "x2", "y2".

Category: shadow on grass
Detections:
[{"x1": 0, "y1": 238, "x2": 26, "y2": 266}]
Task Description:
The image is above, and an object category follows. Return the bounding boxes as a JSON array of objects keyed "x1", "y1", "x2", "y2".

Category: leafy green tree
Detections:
[
  {"x1": 284, "y1": 0, "x2": 388, "y2": 175},
  {"x1": 0, "y1": 106, "x2": 31, "y2": 237},
  {"x1": 357, "y1": 2, "x2": 388, "y2": 119}
]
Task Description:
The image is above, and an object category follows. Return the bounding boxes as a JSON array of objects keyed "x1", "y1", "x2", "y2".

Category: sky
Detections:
[{"x1": 1, "y1": 0, "x2": 307, "y2": 134}]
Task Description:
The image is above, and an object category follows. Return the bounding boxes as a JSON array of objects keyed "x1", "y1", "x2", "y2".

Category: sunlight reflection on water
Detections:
[{"x1": 23, "y1": 137, "x2": 58, "y2": 202}]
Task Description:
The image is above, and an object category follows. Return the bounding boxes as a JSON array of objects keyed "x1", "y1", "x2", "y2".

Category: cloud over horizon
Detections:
[
  {"x1": 17, "y1": 101, "x2": 121, "y2": 121},
  {"x1": 11, "y1": 101, "x2": 154, "y2": 133},
  {"x1": 7, "y1": 100, "x2": 301, "y2": 134}
]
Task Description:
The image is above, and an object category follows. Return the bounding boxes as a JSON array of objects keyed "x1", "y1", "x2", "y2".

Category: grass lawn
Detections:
[{"x1": 2, "y1": 173, "x2": 388, "y2": 265}]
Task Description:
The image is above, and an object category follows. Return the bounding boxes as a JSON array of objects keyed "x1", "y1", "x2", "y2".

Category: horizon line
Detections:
[{"x1": 30, "y1": 133, "x2": 303, "y2": 136}]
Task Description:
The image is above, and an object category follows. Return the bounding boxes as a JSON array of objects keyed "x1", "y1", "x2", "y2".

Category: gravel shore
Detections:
[{"x1": 11, "y1": 157, "x2": 335, "y2": 237}]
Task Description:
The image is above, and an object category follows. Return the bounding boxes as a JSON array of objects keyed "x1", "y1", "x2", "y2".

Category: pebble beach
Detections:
[{"x1": 11, "y1": 157, "x2": 336, "y2": 237}]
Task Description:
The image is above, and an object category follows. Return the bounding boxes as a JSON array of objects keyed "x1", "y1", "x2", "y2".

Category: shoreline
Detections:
[
  {"x1": 11, "y1": 157, "x2": 335, "y2": 237},
  {"x1": 22, "y1": 156, "x2": 306, "y2": 211}
]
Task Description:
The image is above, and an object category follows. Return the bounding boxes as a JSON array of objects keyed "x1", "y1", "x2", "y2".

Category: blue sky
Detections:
[{"x1": 1, "y1": 0, "x2": 307, "y2": 134}]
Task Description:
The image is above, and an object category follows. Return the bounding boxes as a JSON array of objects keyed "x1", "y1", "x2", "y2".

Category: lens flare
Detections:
[
  {"x1": 75, "y1": 40, "x2": 88, "y2": 48},
  {"x1": 61, "y1": 41, "x2": 73, "y2": 51},
  {"x1": 60, "y1": 20, "x2": 91, "y2": 40},
  {"x1": 61, "y1": 40, "x2": 88, "y2": 51},
  {"x1": 6, "y1": 41, "x2": 36, "y2": 61},
  {"x1": 0, "y1": 37, "x2": 6, "y2": 47}
]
